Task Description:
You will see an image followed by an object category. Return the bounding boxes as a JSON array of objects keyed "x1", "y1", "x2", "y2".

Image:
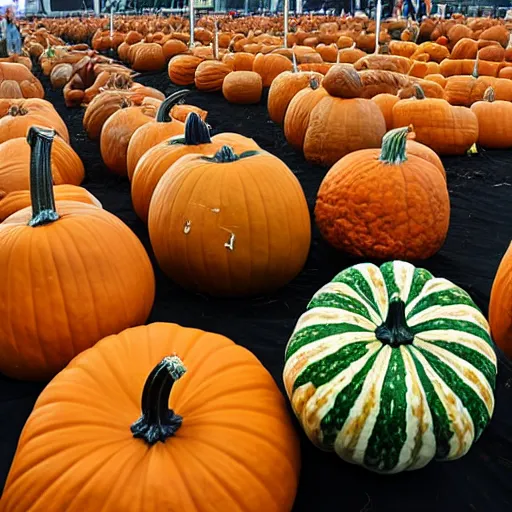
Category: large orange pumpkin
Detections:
[
  {"x1": 149, "y1": 145, "x2": 311, "y2": 296},
  {"x1": 131, "y1": 113, "x2": 259, "y2": 224},
  {"x1": 253, "y1": 53, "x2": 293, "y2": 87},
  {"x1": 489, "y1": 242, "x2": 512, "y2": 358},
  {"x1": 0, "y1": 322, "x2": 301, "y2": 512},
  {"x1": 315, "y1": 125, "x2": 450, "y2": 259},
  {"x1": 126, "y1": 90, "x2": 189, "y2": 180},
  {"x1": 0, "y1": 135, "x2": 84, "y2": 199},
  {"x1": 0, "y1": 127, "x2": 155, "y2": 380}
]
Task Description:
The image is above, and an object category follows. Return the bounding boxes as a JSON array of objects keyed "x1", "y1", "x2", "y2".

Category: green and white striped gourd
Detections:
[{"x1": 283, "y1": 260, "x2": 497, "y2": 474}]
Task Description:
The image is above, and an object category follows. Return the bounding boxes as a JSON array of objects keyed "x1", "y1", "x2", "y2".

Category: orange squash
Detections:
[
  {"x1": 168, "y1": 55, "x2": 203, "y2": 86},
  {"x1": 372, "y1": 93, "x2": 400, "y2": 131},
  {"x1": 132, "y1": 113, "x2": 259, "y2": 224},
  {"x1": 149, "y1": 146, "x2": 311, "y2": 296},
  {"x1": 222, "y1": 51, "x2": 255, "y2": 71},
  {"x1": 194, "y1": 60, "x2": 232, "y2": 92},
  {"x1": 0, "y1": 127, "x2": 154, "y2": 380},
  {"x1": 1, "y1": 323, "x2": 301, "y2": 511},
  {"x1": 126, "y1": 90, "x2": 189, "y2": 180},
  {"x1": 0, "y1": 184, "x2": 101, "y2": 222},
  {"x1": 253, "y1": 53, "x2": 293, "y2": 87},
  {"x1": 222, "y1": 70, "x2": 263, "y2": 104},
  {"x1": 315, "y1": 125, "x2": 450, "y2": 259},
  {"x1": 489, "y1": 243, "x2": 512, "y2": 358}
]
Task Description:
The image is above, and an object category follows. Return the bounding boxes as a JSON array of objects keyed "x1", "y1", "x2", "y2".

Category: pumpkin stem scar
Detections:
[
  {"x1": 379, "y1": 125, "x2": 412, "y2": 165},
  {"x1": 26, "y1": 126, "x2": 59, "y2": 228},
  {"x1": 224, "y1": 233, "x2": 235, "y2": 251},
  {"x1": 375, "y1": 293, "x2": 415, "y2": 348},
  {"x1": 131, "y1": 356, "x2": 187, "y2": 446},
  {"x1": 183, "y1": 220, "x2": 191, "y2": 234}
]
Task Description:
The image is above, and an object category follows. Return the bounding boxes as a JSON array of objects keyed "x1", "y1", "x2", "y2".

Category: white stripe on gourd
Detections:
[
  {"x1": 392, "y1": 260, "x2": 415, "y2": 303},
  {"x1": 352, "y1": 263, "x2": 388, "y2": 319}
]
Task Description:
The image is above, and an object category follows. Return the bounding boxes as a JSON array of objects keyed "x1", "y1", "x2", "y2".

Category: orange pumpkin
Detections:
[
  {"x1": 489, "y1": 243, "x2": 512, "y2": 358},
  {"x1": 268, "y1": 57, "x2": 323, "y2": 125},
  {"x1": 0, "y1": 127, "x2": 154, "y2": 380},
  {"x1": 303, "y1": 95, "x2": 386, "y2": 166},
  {"x1": 1, "y1": 323, "x2": 301, "y2": 511},
  {"x1": 162, "y1": 38, "x2": 188, "y2": 60},
  {"x1": 0, "y1": 62, "x2": 45, "y2": 99},
  {"x1": 0, "y1": 184, "x2": 101, "y2": 222},
  {"x1": 100, "y1": 102, "x2": 155, "y2": 176},
  {"x1": 0, "y1": 135, "x2": 84, "y2": 199},
  {"x1": 392, "y1": 85, "x2": 478, "y2": 155},
  {"x1": 222, "y1": 70, "x2": 263, "y2": 104},
  {"x1": 130, "y1": 43, "x2": 166, "y2": 72},
  {"x1": 0, "y1": 98, "x2": 69, "y2": 144},
  {"x1": 168, "y1": 55, "x2": 203, "y2": 86},
  {"x1": 194, "y1": 60, "x2": 232, "y2": 92},
  {"x1": 471, "y1": 87, "x2": 512, "y2": 149},
  {"x1": 315, "y1": 126, "x2": 450, "y2": 259},
  {"x1": 253, "y1": 53, "x2": 293, "y2": 87},
  {"x1": 132, "y1": 113, "x2": 259, "y2": 224},
  {"x1": 222, "y1": 51, "x2": 255, "y2": 71},
  {"x1": 149, "y1": 146, "x2": 311, "y2": 296},
  {"x1": 284, "y1": 77, "x2": 329, "y2": 150},
  {"x1": 126, "y1": 90, "x2": 188, "y2": 180},
  {"x1": 372, "y1": 93, "x2": 400, "y2": 131}
]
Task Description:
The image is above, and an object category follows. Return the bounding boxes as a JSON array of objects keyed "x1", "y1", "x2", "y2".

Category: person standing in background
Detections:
[
  {"x1": 4, "y1": 7, "x2": 21, "y2": 55},
  {"x1": 0, "y1": 14, "x2": 8, "y2": 58}
]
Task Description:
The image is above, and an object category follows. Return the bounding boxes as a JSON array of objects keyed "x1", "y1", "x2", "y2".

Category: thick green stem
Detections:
[
  {"x1": 202, "y1": 145, "x2": 260, "y2": 163},
  {"x1": 155, "y1": 89, "x2": 189, "y2": 122},
  {"x1": 27, "y1": 126, "x2": 59, "y2": 227},
  {"x1": 379, "y1": 126, "x2": 412, "y2": 165},
  {"x1": 169, "y1": 112, "x2": 211, "y2": 146},
  {"x1": 375, "y1": 294, "x2": 415, "y2": 348},
  {"x1": 131, "y1": 356, "x2": 187, "y2": 446}
]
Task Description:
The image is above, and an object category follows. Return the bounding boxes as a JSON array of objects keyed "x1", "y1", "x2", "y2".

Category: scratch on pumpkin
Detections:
[{"x1": 224, "y1": 233, "x2": 236, "y2": 251}]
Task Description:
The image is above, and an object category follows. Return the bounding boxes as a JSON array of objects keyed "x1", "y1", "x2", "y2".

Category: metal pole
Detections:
[
  {"x1": 284, "y1": 0, "x2": 289, "y2": 48},
  {"x1": 110, "y1": 7, "x2": 114, "y2": 37},
  {"x1": 296, "y1": 0, "x2": 302, "y2": 15},
  {"x1": 213, "y1": 18, "x2": 219, "y2": 60},
  {"x1": 93, "y1": 0, "x2": 100, "y2": 15},
  {"x1": 244, "y1": 0, "x2": 249, "y2": 15},
  {"x1": 189, "y1": 0, "x2": 195, "y2": 47},
  {"x1": 374, "y1": 0, "x2": 382, "y2": 55}
]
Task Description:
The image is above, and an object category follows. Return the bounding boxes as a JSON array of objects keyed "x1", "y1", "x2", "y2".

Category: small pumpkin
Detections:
[
  {"x1": 315, "y1": 126, "x2": 450, "y2": 259},
  {"x1": 149, "y1": 145, "x2": 311, "y2": 296},
  {"x1": 222, "y1": 70, "x2": 263, "y2": 104},
  {"x1": 194, "y1": 60, "x2": 232, "y2": 92},
  {"x1": 371, "y1": 93, "x2": 400, "y2": 131},
  {"x1": 168, "y1": 55, "x2": 203, "y2": 86},
  {"x1": 1, "y1": 323, "x2": 301, "y2": 510},
  {"x1": 222, "y1": 51, "x2": 255, "y2": 71},
  {"x1": 132, "y1": 113, "x2": 258, "y2": 224},
  {"x1": 126, "y1": 90, "x2": 189, "y2": 180},
  {"x1": 130, "y1": 43, "x2": 166, "y2": 72},
  {"x1": 253, "y1": 53, "x2": 293, "y2": 87},
  {"x1": 0, "y1": 127, "x2": 154, "y2": 380},
  {"x1": 0, "y1": 184, "x2": 101, "y2": 222},
  {"x1": 162, "y1": 38, "x2": 188, "y2": 60},
  {"x1": 471, "y1": 87, "x2": 512, "y2": 149},
  {"x1": 392, "y1": 85, "x2": 478, "y2": 155},
  {"x1": 489, "y1": 242, "x2": 512, "y2": 358},
  {"x1": 284, "y1": 260, "x2": 497, "y2": 473}
]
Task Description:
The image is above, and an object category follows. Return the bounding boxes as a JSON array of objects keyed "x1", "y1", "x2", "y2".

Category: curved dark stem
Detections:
[
  {"x1": 202, "y1": 145, "x2": 260, "y2": 163},
  {"x1": 131, "y1": 356, "x2": 187, "y2": 446},
  {"x1": 155, "y1": 89, "x2": 189, "y2": 123},
  {"x1": 27, "y1": 126, "x2": 59, "y2": 227},
  {"x1": 375, "y1": 295, "x2": 415, "y2": 348}
]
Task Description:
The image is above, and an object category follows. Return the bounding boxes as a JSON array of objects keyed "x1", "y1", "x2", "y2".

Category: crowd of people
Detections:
[{"x1": 0, "y1": 7, "x2": 22, "y2": 58}]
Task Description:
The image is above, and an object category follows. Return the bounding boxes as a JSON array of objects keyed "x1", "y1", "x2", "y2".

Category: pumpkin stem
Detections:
[
  {"x1": 379, "y1": 125, "x2": 412, "y2": 165},
  {"x1": 472, "y1": 52, "x2": 480, "y2": 79},
  {"x1": 131, "y1": 356, "x2": 187, "y2": 446},
  {"x1": 375, "y1": 294, "x2": 415, "y2": 348},
  {"x1": 156, "y1": 89, "x2": 189, "y2": 122},
  {"x1": 483, "y1": 86, "x2": 495, "y2": 102},
  {"x1": 412, "y1": 83, "x2": 425, "y2": 99},
  {"x1": 310, "y1": 76, "x2": 320, "y2": 90},
  {"x1": 169, "y1": 112, "x2": 211, "y2": 146},
  {"x1": 8, "y1": 105, "x2": 28, "y2": 117},
  {"x1": 27, "y1": 126, "x2": 59, "y2": 228},
  {"x1": 202, "y1": 145, "x2": 260, "y2": 163}
]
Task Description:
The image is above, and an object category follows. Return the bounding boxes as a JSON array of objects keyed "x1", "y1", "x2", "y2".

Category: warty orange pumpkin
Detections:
[
  {"x1": 315, "y1": 125, "x2": 450, "y2": 259},
  {"x1": 0, "y1": 184, "x2": 101, "y2": 222},
  {"x1": 0, "y1": 322, "x2": 301, "y2": 511},
  {"x1": 131, "y1": 113, "x2": 259, "y2": 224},
  {"x1": 149, "y1": 145, "x2": 311, "y2": 296},
  {"x1": 126, "y1": 90, "x2": 189, "y2": 180}
]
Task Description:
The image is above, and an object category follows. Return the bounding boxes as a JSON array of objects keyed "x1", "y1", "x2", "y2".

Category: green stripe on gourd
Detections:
[{"x1": 283, "y1": 260, "x2": 498, "y2": 474}]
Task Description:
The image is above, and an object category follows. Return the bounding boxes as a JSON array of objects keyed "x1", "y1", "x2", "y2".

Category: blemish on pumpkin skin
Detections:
[
  {"x1": 224, "y1": 233, "x2": 235, "y2": 251},
  {"x1": 183, "y1": 220, "x2": 191, "y2": 234},
  {"x1": 211, "y1": 208, "x2": 220, "y2": 213}
]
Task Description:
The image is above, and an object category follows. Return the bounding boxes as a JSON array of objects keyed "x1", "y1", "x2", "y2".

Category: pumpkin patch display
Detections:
[
  {"x1": 489, "y1": 242, "x2": 512, "y2": 358},
  {"x1": 149, "y1": 145, "x2": 311, "y2": 296},
  {"x1": 0, "y1": 127, "x2": 155, "y2": 380},
  {"x1": 315, "y1": 126, "x2": 450, "y2": 259},
  {"x1": 283, "y1": 260, "x2": 497, "y2": 473},
  {"x1": 1, "y1": 323, "x2": 301, "y2": 511}
]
